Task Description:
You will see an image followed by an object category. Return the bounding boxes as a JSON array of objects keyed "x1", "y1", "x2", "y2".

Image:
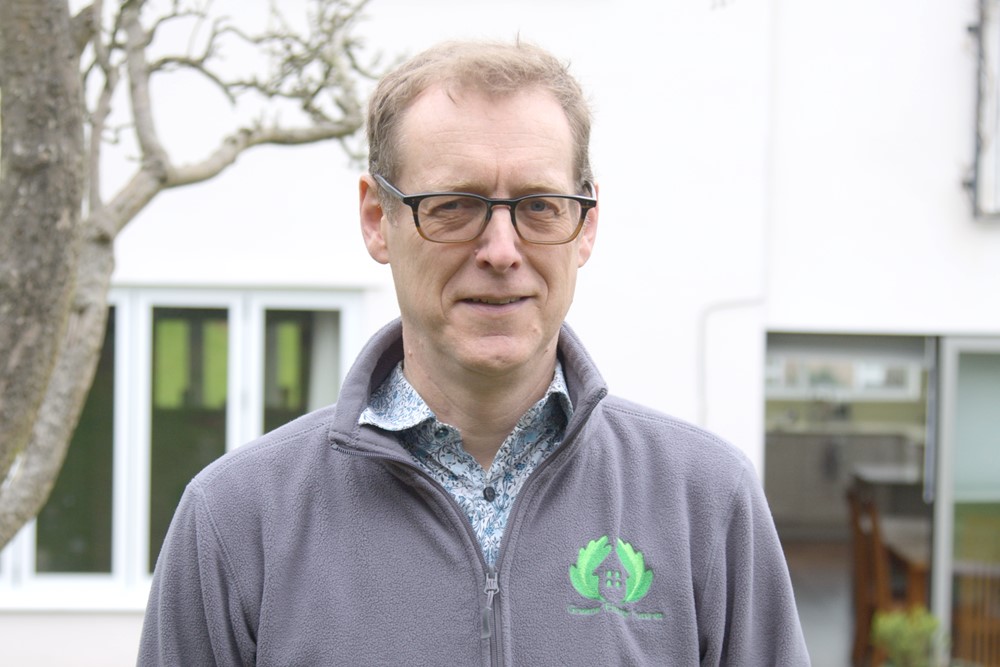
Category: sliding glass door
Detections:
[{"x1": 934, "y1": 337, "x2": 1000, "y2": 663}]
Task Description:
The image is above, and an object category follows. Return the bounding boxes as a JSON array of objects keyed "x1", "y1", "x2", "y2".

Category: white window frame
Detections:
[{"x1": 0, "y1": 287, "x2": 363, "y2": 611}]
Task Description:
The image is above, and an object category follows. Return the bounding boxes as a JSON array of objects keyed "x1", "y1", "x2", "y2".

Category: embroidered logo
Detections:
[{"x1": 567, "y1": 536, "x2": 663, "y2": 620}]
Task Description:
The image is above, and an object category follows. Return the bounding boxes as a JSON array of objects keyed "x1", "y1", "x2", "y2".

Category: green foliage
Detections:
[
  {"x1": 616, "y1": 538, "x2": 653, "y2": 603},
  {"x1": 871, "y1": 606, "x2": 940, "y2": 667},
  {"x1": 569, "y1": 536, "x2": 611, "y2": 601}
]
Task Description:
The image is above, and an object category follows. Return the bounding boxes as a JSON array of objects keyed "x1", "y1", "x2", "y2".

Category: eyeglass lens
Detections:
[{"x1": 417, "y1": 195, "x2": 582, "y2": 243}]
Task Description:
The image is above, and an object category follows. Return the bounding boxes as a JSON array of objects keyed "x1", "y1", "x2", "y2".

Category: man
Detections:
[{"x1": 139, "y1": 41, "x2": 809, "y2": 665}]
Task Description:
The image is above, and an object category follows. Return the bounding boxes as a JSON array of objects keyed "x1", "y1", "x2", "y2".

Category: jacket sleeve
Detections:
[
  {"x1": 697, "y1": 465, "x2": 811, "y2": 666},
  {"x1": 137, "y1": 482, "x2": 256, "y2": 666}
]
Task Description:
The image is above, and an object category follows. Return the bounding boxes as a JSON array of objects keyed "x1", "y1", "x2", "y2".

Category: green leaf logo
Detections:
[
  {"x1": 568, "y1": 535, "x2": 612, "y2": 601},
  {"x1": 616, "y1": 538, "x2": 654, "y2": 603}
]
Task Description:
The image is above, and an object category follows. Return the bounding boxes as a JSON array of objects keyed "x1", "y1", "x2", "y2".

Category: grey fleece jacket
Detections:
[{"x1": 139, "y1": 320, "x2": 810, "y2": 666}]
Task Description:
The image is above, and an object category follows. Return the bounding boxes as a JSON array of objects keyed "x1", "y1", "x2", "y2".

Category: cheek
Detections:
[
  {"x1": 392, "y1": 248, "x2": 459, "y2": 310},
  {"x1": 555, "y1": 274, "x2": 578, "y2": 312},
  {"x1": 546, "y1": 253, "x2": 580, "y2": 290}
]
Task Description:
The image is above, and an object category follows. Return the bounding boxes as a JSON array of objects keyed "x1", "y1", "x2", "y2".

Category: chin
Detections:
[{"x1": 458, "y1": 339, "x2": 544, "y2": 376}]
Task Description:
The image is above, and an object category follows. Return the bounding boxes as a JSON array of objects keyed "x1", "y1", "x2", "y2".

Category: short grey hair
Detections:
[{"x1": 366, "y1": 40, "x2": 594, "y2": 196}]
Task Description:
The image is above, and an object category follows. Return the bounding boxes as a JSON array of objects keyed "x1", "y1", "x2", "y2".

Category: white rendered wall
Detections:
[{"x1": 765, "y1": 0, "x2": 1000, "y2": 335}]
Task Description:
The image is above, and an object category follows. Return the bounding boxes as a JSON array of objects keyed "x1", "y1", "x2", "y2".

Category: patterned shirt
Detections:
[{"x1": 359, "y1": 362, "x2": 573, "y2": 565}]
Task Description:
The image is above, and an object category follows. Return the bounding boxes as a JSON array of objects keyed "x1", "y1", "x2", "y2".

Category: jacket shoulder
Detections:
[
  {"x1": 588, "y1": 394, "x2": 757, "y2": 485},
  {"x1": 192, "y1": 404, "x2": 339, "y2": 495}
]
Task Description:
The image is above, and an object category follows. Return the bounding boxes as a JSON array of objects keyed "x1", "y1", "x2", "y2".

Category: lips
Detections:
[{"x1": 465, "y1": 297, "x2": 524, "y2": 305}]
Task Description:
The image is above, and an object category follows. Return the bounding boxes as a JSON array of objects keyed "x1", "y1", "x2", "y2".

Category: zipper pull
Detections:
[{"x1": 481, "y1": 567, "x2": 499, "y2": 639}]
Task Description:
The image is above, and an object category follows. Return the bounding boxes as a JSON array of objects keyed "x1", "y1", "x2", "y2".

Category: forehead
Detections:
[{"x1": 395, "y1": 84, "x2": 575, "y2": 190}]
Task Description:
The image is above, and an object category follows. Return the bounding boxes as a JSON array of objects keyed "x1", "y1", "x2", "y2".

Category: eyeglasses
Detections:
[{"x1": 374, "y1": 174, "x2": 596, "y2": 245}]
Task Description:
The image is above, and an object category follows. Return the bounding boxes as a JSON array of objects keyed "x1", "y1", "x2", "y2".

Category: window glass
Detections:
[
  {"x1": 263, "y1": 310, "x2": 340, "y2": 433},
  {"x1": 149, "y1": 307, "x2": 228, "y2": 572},
  {"x1": 948, "y1": 350, "x2": 1000, "y2": 663},
  {"x1": 35, "y1": 309, "x2": 116, "y2": 573}
]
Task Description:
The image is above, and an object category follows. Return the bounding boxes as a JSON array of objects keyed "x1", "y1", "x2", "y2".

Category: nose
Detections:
[{"x1": 474, "y1": 205, "x2": 522, "y2": 272}]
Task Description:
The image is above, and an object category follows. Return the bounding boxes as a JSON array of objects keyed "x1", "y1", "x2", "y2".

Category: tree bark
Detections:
[{"x1": 0, "y1": 0, "x2": 86, "y2": 532}]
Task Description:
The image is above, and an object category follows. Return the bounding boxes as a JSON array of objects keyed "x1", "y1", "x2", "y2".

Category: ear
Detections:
[
  {"x1": 576, "y1": 181, "x2": 598, "y2": 267},
  {"x1": 359, "y1": 174, "x2": 390, "y2": 265}
]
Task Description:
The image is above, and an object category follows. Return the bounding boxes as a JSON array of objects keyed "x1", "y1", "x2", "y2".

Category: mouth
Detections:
[{"x1": 464, "y1": 297, "x2": 524, "y2": 305}]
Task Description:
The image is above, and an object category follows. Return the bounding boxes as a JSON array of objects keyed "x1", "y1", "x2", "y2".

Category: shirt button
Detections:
[
  {"x1": 483, "y1": 486, "x2": 497, "y2": 502},
  {"x1": 434, "y1": 426, "x2": 449, "y2": 439}
]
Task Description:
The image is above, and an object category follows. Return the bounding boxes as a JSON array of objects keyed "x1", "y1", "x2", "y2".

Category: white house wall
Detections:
[{"x1": 766, "y1": 0, "x2": 1000, "y2": 335}]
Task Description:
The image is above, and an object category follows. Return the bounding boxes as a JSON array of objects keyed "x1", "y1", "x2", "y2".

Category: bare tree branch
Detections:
[
  {"x1": 165, "y1": 118, "x2": 361, "y2": 190},
  {"x1": 71, "y1": 4, "x2": 97, "y2": 56},
  {"x1": 85, "y1": 0, "x2": 120, "y2": 211},
  {"x1": 122, "y1": 1, "x2": 171, "y2": 180}
]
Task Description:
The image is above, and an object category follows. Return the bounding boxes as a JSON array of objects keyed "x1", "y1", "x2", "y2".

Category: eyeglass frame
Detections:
[{"x1": 373, "y1": 174, "x2": 597, "y2": 245}]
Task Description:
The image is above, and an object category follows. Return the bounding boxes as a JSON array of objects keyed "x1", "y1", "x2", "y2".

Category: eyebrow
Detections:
[{"x1": 417, "y1": 179, "x2": 574, "y2": 196}]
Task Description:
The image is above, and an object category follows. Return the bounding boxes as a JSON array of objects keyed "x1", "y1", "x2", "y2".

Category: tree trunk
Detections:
[{"x1": 0, "y1": 0, "x2": 86, "y2": 546}]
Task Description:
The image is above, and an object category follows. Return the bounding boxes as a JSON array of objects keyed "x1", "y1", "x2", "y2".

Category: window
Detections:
[
  {"x1": 765, "y1": 334, "x2": 925, "y2": 401},
  {"x1": 149, "y1": 307, "x2": 229, "y2": 572},
  {"x1": 35, "y1": 309, "x2": 116, "y2": 574},
  {"x1": 263, "y1": 309, "x2": 341, "y2": 433},
  {"x1": 0, "y1": 288, "x2": 361, "y2": 609}
]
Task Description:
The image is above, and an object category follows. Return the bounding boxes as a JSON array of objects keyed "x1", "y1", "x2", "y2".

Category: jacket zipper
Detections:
[
  {"x1": 481, "y1": 567, "x2": 498, "y2": 639},
  {"x1": 482, "y1": 566, "x2": 502, "y2": 667},
  {"x1": 335, "y1": 385, "x2": 604, "y2": 667}
]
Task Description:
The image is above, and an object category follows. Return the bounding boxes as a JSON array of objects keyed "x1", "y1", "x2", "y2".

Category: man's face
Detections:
[{"x1": 360, "y1": 84, "x2": 597, "y2": 384}]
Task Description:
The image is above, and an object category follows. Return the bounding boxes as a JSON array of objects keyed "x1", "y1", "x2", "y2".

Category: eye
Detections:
[
  {"x1": 437, "y1": 198, "x2": 465, "y2": 211},
  {"x1": 520, "y1": 197, "x2": 563, "y2": 218},
  {"x1": 424, "y1": 196, "x2": 481, "y2": 217}
]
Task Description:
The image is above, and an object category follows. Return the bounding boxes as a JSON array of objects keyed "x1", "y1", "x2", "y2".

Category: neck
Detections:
[{"x1": 402, "y1": 352, "x2": 557, "y2": 470}]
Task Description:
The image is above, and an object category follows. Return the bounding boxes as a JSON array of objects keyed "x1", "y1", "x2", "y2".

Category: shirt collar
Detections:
[{"x1": 359, "y1": 361, "x2": 573, "y2": 434}]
